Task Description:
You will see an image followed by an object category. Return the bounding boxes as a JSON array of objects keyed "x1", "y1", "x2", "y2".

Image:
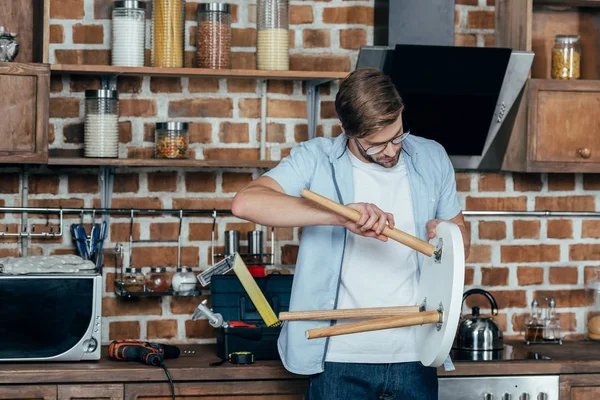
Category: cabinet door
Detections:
[
  {"x1": 0, "y1": 385, "x2": 56, "y2": 399},
  {"x1": 571, "y1": 387, "x2": 600, "y2": 400},
  {"x1": 0, "y1": 62, "x2": 49, "y2": 163},
  {"x1": 125, "y1": 380, "x2": 307, "y2": 400},
  {"x1": 58, "y1": 384, "x2": 124, "y2": 400},
  {"x1": 560, "y1": 374, "x2": 600, "y2": 399},
  {"x1": 527, "y1": 79, "x2": 600, "y2": 172}
]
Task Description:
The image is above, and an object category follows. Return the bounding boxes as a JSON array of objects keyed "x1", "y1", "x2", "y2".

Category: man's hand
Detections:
[
  {"x1": 425, "y1": 219, "x2": 443, "y2": 240},
  {"x1": 340, "y1": 203, "x2": 395, "y2": 242},
  {"x1": 426, "y1": 214, "x2": 471, "y2": 259}
]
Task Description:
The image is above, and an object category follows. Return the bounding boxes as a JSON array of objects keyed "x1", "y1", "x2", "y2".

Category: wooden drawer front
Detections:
[
  {"x1": 571, "y1": 386, "x2": 600, "y2": 400},
  {"x1": 0, "y1": 385, "x2": 56, "y2": 399},
  {"x1": 125, "y1": 380, "x2": 307, "y2": 400},
  {"x1": 58, "y1": 384, "x2": 124, "y2": 400},
  {"x1": 529, "y1": 80, "x2": 600, "y2": 163}
]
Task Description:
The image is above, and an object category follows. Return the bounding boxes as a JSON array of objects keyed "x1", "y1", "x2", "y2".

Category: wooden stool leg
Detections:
[{"x1": 279, "y1": 305, "x2": 420, "y2": 321}]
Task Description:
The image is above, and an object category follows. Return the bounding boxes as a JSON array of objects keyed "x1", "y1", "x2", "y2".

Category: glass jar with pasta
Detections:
[
  {"x1": 152, "y1": 0, "x2": 186, "y2": 68},
  {"x1": 551, "y1": 35, "x2": 581, "y2": 80},
  {"x1": 155, "y1": 122, "x2": 189, "y2": 159}
]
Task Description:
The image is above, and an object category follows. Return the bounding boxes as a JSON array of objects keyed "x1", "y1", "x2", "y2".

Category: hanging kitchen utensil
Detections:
[
  {"x1": 290, "y1": 189, "x2": 465, "y2": 368},
  {"x1": 453, "y1": 288, "x2": 504, "y2": 351}
]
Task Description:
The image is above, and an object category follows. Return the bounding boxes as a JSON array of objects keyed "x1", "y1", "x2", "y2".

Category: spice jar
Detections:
[
  {"x1": 84, "y1": 89, "x2": 119, "y2": 158},
  {"x1": 551, "y1": 35, "x2": 581, "y2": 80},
  {"x1": 152, "y1": 0, "x2": 186, "y2": 67},
  {"x1": 111, "y1": 0, "x2": 146, "y2": 67},
  {"x1": 146, "y1": 267, "x2": 171, "y2": 292},
  {"x1": 257, "y1": 0, "x2": 289, "y2": 71},
  {"x1": 196, "y1": 3, "x2": 231, "y2": 69},
  {"x1": 172, "y1": 267, "x2": 197, "y2": 295},
  {"x1": 122, "y1": 267, "x2": 145, "y2": 292},
  {"x1": 586, "y1": 267, "x2": 600, "y2": 341},
  {"x1": 155, "y1": 122, "x2": 189, "y2": 159}
]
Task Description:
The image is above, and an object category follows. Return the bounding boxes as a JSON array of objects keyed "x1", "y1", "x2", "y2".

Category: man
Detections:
[{"x1": 232, "y1": 68, "x2": 470, "y2": 399}]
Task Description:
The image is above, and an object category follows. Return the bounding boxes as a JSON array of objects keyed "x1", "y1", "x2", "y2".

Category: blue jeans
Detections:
[{"x1": 306, "y1": 362, "x2": 438, "y2": 400}]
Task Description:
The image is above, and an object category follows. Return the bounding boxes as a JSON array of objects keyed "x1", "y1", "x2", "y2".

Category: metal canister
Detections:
[
  {"x1": 248, "y1": 230, "x2": 263, "y2": 255},
  {"x1": 224, "y1": 230, "x2": 240, "y2": 256}
]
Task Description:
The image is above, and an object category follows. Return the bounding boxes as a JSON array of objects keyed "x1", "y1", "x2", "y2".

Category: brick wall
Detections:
[{"x1": 0, "y1": 0, "x2": 598, "y2": 343}]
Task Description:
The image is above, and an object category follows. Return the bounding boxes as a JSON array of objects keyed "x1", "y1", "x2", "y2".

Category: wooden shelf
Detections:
[
  {"x1": 47, "y1": 157, "x2": 278, "y2": 168},
  {"x1": 50, "y1": 64, "x2": 348, "y2": 81},
  {"x1": 534, "y1": 0, "x2": 600, "y2": 7}
]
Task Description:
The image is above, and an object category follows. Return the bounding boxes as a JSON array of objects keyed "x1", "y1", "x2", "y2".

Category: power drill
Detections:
[{"x1": 108, "y1": 340, "x2": 181, "y2": 366}]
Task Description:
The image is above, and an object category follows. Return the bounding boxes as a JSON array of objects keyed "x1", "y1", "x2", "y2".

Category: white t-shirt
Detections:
[{"x1": 325, "y1": 150, "x2": 419, "y2": 364}]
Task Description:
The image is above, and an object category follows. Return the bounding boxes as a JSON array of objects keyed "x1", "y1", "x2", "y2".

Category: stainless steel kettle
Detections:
[{"x1": 453, "y1": 289, "x2": 504, "y2": 351}]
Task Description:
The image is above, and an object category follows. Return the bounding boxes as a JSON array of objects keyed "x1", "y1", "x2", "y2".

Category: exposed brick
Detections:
[
  {"x1": 456, "y1": 0, "x2": 478, "y2": 4},
  {"x1": 481, "y1": 267, "x2": 509, "y2": 286},
  {"x1": 72, "y1": 24, "x2": 103, "y2": 44},
  {"x1": 50, "y1": 75, "x2": 63, "y2": 92},
  {"x1": 67, "y1": 175, "x2": 99, "y2": 194},
  {"x1": 582, "y1": 221, "x2": 600, "y2": 238},
  {"x1": 147, "y1": 320, "x2": 178, "y2": 339},
  {"x1": 49, "y1": 25, "x2": 64, "y2": 44},
  {"x1": 267, "y1": 81, "x2": 294, "y2": 95},
  {"x1": 517, "y1": 266, "x2": 544, "y2": 286},
  {"x1": 294, "y1": 125, "x2": 309, "y2": 143},
  {"x1": 110, "y1": 222, "x2": 141, "y2": 242},
  {"x1": 466, "y1": 197, "x2": 527, "y2": 211},
  {"x1": 149, "y1": 223, "x2": 179, "y2": 241},
  {"x1": 340, "y1": 29, "x2": 367, "y2": 50},
  {"x1": 585, "y1": 266, "x2": 600, "y2": 283},
  {"x1": 232, "y1": 28, "x2": 256, "y2": 47},
  {"x1": 169, "y1": 99, "x2": 233, "y2": 118},
  {"x1": 120, "y1": 99, "x2": 157, "y2": 117},
  {"x1": 513, "y1": 173, "x2": 542, "y2": 192},
  {"x1": 266, "y1": 123, "x2": 286, "y2": 143},
  {"x1": 203, "y1": 148, "x2": 260, "y2": 161},
  {"x1": 49, "y1": 123, "x2": 55, "y2": 144},
  {"x1": 29, "y1": 198, "x2": 84, "y2": 209},
  {"x1": 231, "y1": 52, "x2": 256, "y2": 69},
  {"x1": 547, "y1": 219, "x2": 573, "y2": 239},
  {"x1": 455, "y1": 173, "x2": 471, "y2": 192},
  {"x1": 188, "y1": 78, "x2": 219, "y2": 93},
  {"x1": 239, "y1": 98, "x2": 261, "y2": 118},
  {"x1": 290, "y1": 54, "x2": 351, "y2": 72},
  {"x1": 322, "y1": 6, "x2": 374, "y2": 25},
  {"x1": 583, "y1": 174, "x2": 600, "y2": 190},
  {"x1": 274, "y1": 227, "x2": 294, "y2": 241},
  {"x1": 222, "y1": 173, "x2": 253, "y2": 193},
  {"x1": 55, "y1": 49, "x2": 110, "y2": 65},
  {"x1": 303, "y1": 29, "x2": 331, "y2": 48},
  {"x1": 479, "y1": 221, "x2": 506, "y2": 240},
  {"x1": 119, "y1": 121, "x2": 132, "y2": 143},
  {"x1": 570, "y1": 244, "x2": 600, "y2": 261},
  {"x1": 28, "y1": 175, "x2": 59, "y2": 195},
  {"x1": 549, "y1": 267, "x2": 579, "y2": 285},
  {"x1": 117, "y1": 76, "x2": 143, "y2": 94},
  {"x1": 103, "y1": 297, "x2": 162, "y2": 316},
  {"x1": 466, "y1": 244, "x2": 491, "y2": 263},
  {"x1": 173, "y1": 198, "x2": 233, "y2": 210},
  {"x1": 218, "y1": 122, "x2": 249, "y2": 143},
  {"x1": 455, "y1": 34, "x2": 477, "y2": 47},
  {"x1": 188, "y1": 223, "x2": 215, "y2": 241},
  {"x1": 478, "y1": 173, "x2": 506, "y2": 191},
  {"x1": 111, "y1": 197, "x2": 163, "y2": 209},
  {"x1": 50, "y1": 0, "x2": 84, "y2": 19},
  {"x1": 150, "y1": 77, "x2": 182, "y2": 93},
  {"x1": 513, "y1": 220, "x2": 540, "y2": 239},
  {"x1": 131, "y1": 246, "x2": 198, "y2": 268},
  {"x1": 189, "y1": 123, "x2": 213, "y2": 144},
  {"x1": 185, "y1": 171, "x2": 217, "y2": 192},
  {"x1": 548, "y1": 174, "x2": 575, "y2": 191},
  {"x1": 113, "y1": 173, "x2": 139, "y2": 193},
  {"x1": 320, "y1": 101, "x2": 337, "y2": 119},
  {"x1": 268, "y1": 99, "x2": 307, "y2": 118},
  {"x1": 484, "y1": 35, "x2": 495, "y2": 47},
  {"x1": 535, "y1": 196, "x2": 595, "y2": 211},
  {"x1": 467, "y1": 10, "x2": 495, "y2": 30},
  {"x1": 282, "y1": 244, "x2": 299, "y2": 264},
  {"x1": 185, "y1": 320, "x2": 215, "y2": 339},
  {"x1": 49, "y1": 98, "x2": 80, "y2": 118},
  {"x1": 227, "y1": 79, "x2": 257, "y2": 93},
  {"x1": 63, "y1": 123, "x2": 83, "y2": 144},
  {"x1": 109, "y1": 321, "x2": 140, "y2": 340},
  {"x1": 466, "y1": 290, "x2": 527, "y2": 309},
  {"x1": 147, "y1": 172, "x2": 178, "y2": 192},
  {"x1": 290, "y1": 5, "x2": 314, "y2": 24},
  {"x1": 501, "y1": 245, "x2": 560, "y2": 263},
  {"x1": 171, "y1": 296, "x2": 209, "y2": 315},
  {"x1": 534, "y1": 289, "x2": 590, "y2": 308},
  {"x1": 465, "y1": 267, "x2": 475, "y2": 286},
  {"x1": 0, "y1": 173, "x2": 19, "y2": 194}
]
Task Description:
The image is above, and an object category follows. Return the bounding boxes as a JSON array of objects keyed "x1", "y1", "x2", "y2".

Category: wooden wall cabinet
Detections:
[{"x1": 0, "y1": 62, "x2": 49, "y2": 163}]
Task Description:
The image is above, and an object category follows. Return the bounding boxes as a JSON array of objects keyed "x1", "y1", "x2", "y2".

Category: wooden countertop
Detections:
[{"x1": 1, "y1": 341, "x2": 600, "y2": 385}]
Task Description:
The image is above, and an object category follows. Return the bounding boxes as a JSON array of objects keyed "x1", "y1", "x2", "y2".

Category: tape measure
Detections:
[{"x1": 229, "y1": 351, "x2": 255, "y2": 365}]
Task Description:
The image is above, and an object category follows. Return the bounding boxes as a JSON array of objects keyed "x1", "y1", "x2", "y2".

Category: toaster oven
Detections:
[{"x1": 0, "y1": 274, "x2": 102, "y2": 361}]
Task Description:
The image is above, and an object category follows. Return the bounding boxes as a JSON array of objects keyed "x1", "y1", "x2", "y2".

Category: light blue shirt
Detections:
[{"x1": 263, "y1": 133, "x2": 462, "y2": 375}]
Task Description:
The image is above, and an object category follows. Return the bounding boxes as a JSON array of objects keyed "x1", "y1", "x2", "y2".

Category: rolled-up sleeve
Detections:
[
  {"x1": 263, "y1": 141, "x2": 318, "y2": 198},
  {"x1": 435, "y1": 146, "x2": 462, "y2": 220}
]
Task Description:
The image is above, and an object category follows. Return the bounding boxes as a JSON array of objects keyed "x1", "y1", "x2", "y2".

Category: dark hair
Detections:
[{"x1": 335, "y1": 68, "x2": 404, "y2": 138}]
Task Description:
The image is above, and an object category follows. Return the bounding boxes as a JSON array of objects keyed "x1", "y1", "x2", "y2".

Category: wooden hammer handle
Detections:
[
  {"x1": 301, "y1": 189, "x2": 435, "y2": 257},
  {"x1": 306, "y1": 310, "x2": 441, "y2": 339},
  {"x1": 279, "y1": 305, "x2": 420, "y2": 321}
]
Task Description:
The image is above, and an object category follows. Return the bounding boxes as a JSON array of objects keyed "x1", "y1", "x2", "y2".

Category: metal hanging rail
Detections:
[{"x1": 463, "y1": 211, "x2": 600, "y2": 217}]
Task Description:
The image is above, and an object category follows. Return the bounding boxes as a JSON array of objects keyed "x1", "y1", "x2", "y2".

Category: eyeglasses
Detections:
[{"x1": 355, "y1": 130, "x2": 410, "y2": 156}]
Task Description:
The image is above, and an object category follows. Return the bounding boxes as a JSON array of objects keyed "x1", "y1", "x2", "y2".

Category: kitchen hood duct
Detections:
[{"x1": 356, "y1": 45, "x2": 534, "y2": 171}]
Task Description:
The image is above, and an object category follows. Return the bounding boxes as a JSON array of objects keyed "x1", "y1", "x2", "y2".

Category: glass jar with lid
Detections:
[
  {"x1": 196, "y1": 3, "x2": 232, "y2": 69},
  {"x1": 155, "y1": 122, "x2": 189, "y2": 159},
  {"x1": 84, "y1": 89, "x2": 119, "y2": 158},
  {"x1": 551, "y1": 35, "x2": 581, "y2": 80},
  {"x1": 146, "y1": 267, "x2": 172, "y2": 292},
  {"x1": 111, "y1": 0, "x2": 146, "y2": 67},
  {"x1": 122, "y1": 267, "x2": 145, "y2": 292},
  {"x1": 172, "y1": 267, "x2": 197, "y2": 295},
  {"x1": 586, "y1": 267, "x2": 600, "y2": 341},
  {"x1": 152, "y1": 0, "x2": 186, "y2": 67},
  {"x1": 257, "y1": 0, "x2": 289, "y2": 71}
]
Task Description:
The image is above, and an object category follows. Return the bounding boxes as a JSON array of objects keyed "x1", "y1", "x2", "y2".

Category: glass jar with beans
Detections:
[{"x1": 196, "y1": 3, "x2": 232, "y2": 69}]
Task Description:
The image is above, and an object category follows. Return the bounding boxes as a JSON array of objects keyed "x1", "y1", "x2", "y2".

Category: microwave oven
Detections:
[{"x1": 0, "y1": 274, "x2": 102, "y2": 361}]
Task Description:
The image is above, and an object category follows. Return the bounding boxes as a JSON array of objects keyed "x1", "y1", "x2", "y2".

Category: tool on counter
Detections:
[
  {"x1": 288, "y1": 189, "x2": 465, "y2": 368},
  {"x1": 197, "y1": 253, "x2": 282, "y2": 328},
  {"x1": 192, "y1": 299, "x2": 257, "y2": 328},
  {"x1": 210, "y1": 351, "x2": 255, "y2": 366},
  {"x1": 108, "y1": 340, "x2": 192, "y2": 400}
]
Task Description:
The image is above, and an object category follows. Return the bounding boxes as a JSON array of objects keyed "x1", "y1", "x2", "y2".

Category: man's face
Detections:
[{"x1": 353, "y1": 114, "x2": 405, "y2": 168}]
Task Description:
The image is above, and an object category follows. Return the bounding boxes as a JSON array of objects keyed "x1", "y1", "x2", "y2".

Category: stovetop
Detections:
[{"x1": 450, "y1": 344, "x2": 552, "y2": 362}]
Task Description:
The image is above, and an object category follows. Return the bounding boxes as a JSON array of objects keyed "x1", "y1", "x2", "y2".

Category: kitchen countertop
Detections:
[{"x1": 0, "y1": 341, "x2": 599, "y2": 385}]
